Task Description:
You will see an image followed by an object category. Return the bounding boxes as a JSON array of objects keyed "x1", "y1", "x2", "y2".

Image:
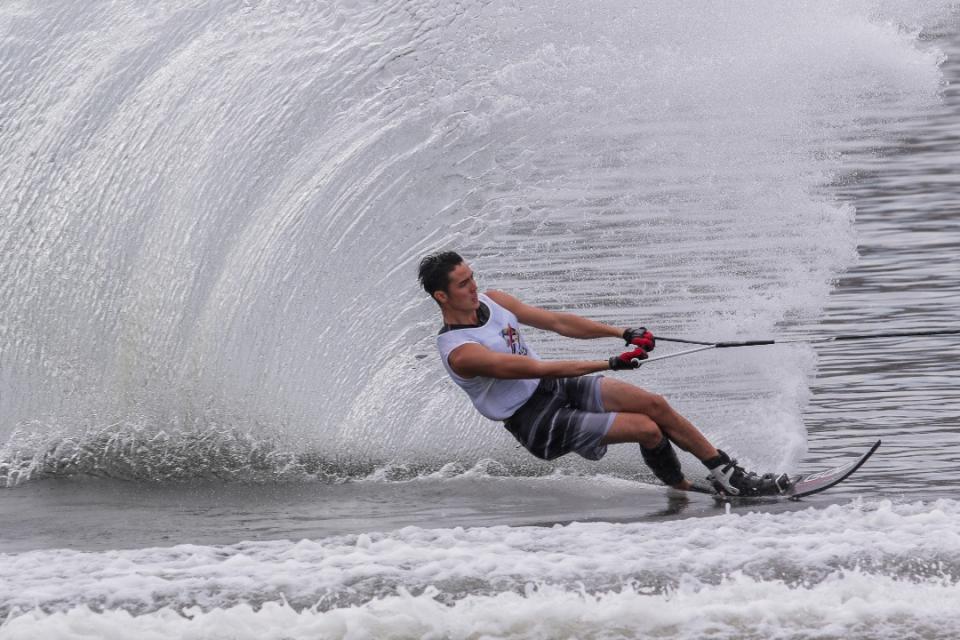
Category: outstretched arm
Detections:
[
  {"x1": 486, "y1": 289, "x2": 624, "y2": 340},
  {"x1": 448, "y1": 343, "x2": 610, "y2": 380}
]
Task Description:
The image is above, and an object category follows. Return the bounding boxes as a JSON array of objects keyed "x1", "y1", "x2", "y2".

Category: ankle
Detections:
[{"x1": 703, "y1": 449, "x2": 730, "y2": 470}]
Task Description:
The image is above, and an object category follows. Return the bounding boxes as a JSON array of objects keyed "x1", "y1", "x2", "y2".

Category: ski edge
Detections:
[{"x1": 787, "y1": 438, "x2": 881, "y2": 500}]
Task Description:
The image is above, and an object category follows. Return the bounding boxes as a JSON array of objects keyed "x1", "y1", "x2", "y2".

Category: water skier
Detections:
[{"x1": 419, "y1": 251, "x2": 792, "y2": 496}]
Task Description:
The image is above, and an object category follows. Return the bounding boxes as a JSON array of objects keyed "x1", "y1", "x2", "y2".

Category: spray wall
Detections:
[{"x1": 0, "y1": 1, "x2": 948, "y2": 483}]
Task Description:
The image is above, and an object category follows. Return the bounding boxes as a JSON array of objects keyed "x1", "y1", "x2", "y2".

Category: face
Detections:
[{"x1": 434, "y1": 261, "x2": 479, "y2": 311}]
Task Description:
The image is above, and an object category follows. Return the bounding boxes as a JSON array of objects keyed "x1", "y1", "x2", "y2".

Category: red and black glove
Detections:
[
  {"x1": 609, "y1": 347, "x2": 648, "y2": 370},
  {"x1": 623, "y1": 327, "x2": 655, "y2": 352}
]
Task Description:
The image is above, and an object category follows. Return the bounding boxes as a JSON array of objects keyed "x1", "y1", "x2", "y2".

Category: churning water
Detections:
[{"x1": 1, "y1": 1, "x2": 959, "y2": 638}]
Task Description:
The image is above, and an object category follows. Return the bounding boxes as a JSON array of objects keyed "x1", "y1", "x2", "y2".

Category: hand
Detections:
[
  {"x1": 623, "y1": 327, "x2": 655, "y2": 352},
  {"x1": 609, "y1": 347, "x2": 648, "y2": 370}
]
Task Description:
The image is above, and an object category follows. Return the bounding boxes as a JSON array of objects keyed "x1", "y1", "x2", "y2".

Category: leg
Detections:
[
  {"x1": 599, "y1": 377, "x2": 718, "y2": 462},
  {"x1": 601, "y1": 411, "x2": 663, "y2": 449},
  {"x1": 601, "y1": 412, "x2": 691, "y2": 490},
  {"x1": 599, "y1": 378, "x2": 792, "y2": 497}
]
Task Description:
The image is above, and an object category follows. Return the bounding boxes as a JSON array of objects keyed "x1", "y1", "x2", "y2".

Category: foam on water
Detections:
[
  {"x1": 4, "y1": 575, "x2": 960, "y2": 640},
  {"x1": 2, "y1": 498, "x2": 959, "y2": 638}
]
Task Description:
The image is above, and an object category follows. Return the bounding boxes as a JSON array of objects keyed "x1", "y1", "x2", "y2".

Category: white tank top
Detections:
[{"x1": 436, "y1": 293, "x2": 540, "y2": 420}]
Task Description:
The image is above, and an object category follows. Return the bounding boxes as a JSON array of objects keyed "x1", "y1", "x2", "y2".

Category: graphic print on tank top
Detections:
[{"x1": 501, "y1": 324, "x2": 529, "y2": 356}]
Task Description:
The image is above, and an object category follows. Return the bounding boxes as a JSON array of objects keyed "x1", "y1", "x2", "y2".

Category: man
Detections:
[{"x1": 419, "y1": 250, "x2": 791, "y2": 496}]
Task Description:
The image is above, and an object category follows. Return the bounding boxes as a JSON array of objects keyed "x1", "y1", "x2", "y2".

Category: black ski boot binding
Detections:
[{"x1": 706, "y1": 450, "x2": 792, "y2": 497}]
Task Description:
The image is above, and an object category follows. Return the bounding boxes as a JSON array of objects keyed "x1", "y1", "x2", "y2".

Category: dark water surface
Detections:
[{"x1": 803, "y1": 25, "x2": 960, "y2": 497}]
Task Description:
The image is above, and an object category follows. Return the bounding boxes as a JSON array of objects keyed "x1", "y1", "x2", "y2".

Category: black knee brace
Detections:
[{"x1": 640, "y1": 436, "x2": 684, "y2": 486}]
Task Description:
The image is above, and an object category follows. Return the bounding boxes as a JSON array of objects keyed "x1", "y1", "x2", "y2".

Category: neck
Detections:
[{"x1": 442, "y1": 306, "x2": 479, "y2": 326}]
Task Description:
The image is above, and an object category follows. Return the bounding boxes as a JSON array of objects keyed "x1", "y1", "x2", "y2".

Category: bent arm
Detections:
[
  {"x1": 448, "y1": 343, "x2": 609, "y2": 380},
  {"x1": 486, "y1": 289, "x2": 624, "y2": 340}
]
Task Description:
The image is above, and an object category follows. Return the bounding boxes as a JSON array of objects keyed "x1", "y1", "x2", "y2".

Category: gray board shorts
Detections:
[{"x1": 503, "y1": 375, "x2": 616, "y2": 461}]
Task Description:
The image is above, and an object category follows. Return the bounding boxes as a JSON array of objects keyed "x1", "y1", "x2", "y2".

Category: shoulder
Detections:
[
  {"x1": 484, "y1": 289, "x2": 556, "y2": 330},
  {"x1": 484, "y1": 289, "x2": 521, "y2": 311}
]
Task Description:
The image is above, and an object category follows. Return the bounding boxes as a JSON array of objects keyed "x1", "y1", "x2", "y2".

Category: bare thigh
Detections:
[
  {"x1": 599, "y1": 377, "x2": 718, "y2": 460},
  {"x1": 601, "y1": 411, "x2": 662, "y2": 448},
  {"x1": 599, "y1": 377, "x2": 668, "y2": 416}
]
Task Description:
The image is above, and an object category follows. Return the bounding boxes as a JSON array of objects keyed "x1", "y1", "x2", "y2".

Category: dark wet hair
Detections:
[{"x1": 418, "y1": 251, "x2": 464, "y2": 297}]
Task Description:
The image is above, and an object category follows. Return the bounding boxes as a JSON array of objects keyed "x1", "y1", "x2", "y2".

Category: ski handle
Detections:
[{"x1": 639, "y1": 328, "x2": 960, "y2": 366}]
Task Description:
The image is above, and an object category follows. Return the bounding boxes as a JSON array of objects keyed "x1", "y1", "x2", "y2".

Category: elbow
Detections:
[{"x1": 553, "y1": 314, "x2": 581, "y2": 338}]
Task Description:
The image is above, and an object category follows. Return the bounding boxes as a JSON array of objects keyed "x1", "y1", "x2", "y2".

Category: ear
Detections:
[{"x1": 433, "y1": 290, "x2": 448, "y2": 305}]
